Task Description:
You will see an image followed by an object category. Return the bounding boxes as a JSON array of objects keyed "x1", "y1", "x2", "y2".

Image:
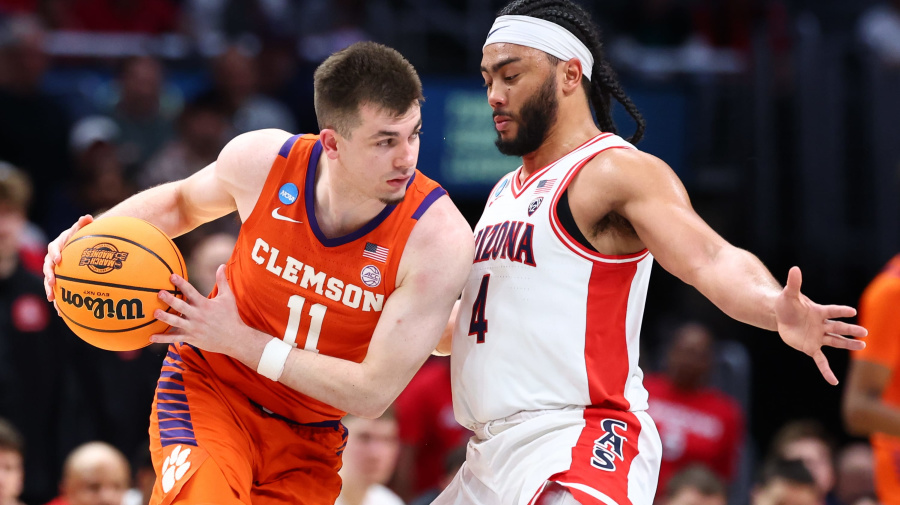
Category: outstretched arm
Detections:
[
  {"x1": 575, "y1": 148, "x2": 866, "y2": 385},
  {"x1": 151, "y1": 196, "x2": 474, "y2": 418}
]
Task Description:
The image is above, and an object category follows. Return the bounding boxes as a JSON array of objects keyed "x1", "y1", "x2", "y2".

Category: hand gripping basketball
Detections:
[
  {"x1": 44, "y1": 214, "x2": 94, "y2": 307},
  {"x1": 48, "y1": 216, "x2": 188, "y2": 351}
]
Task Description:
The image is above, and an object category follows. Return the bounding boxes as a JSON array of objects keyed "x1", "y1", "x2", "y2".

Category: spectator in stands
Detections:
[
  {"x1": 392, "y1": 355, "x2": 471, "y2": 501},
  {"x1": 0, "y1": 163, "x2": 79, "y2": 505},
  {"x1": 104, "y1": 56, "x2": 176, "y2": 183},
  {"x1": 44, "y1": 442, "x2": 130, "y2": 505},
  {"x1": 186, "y1": 232, "x2": 236, "y2": 296},
  {"x1": 833, "y1": 443, "x2": 876, "y2": 505},
  {"x1": 294, "y1": 0, "x2": 368, "y2": 63},
  {"x1": 769, "y1": 420, "x2": 839, "y2": 505},
  {"x1": 122, "y1": 442, "x2": 153, "y2": 505},
  {"x1": 198, "y1": 45, "x2": 296, "y2": 134},
  {"x1": 407, "y1": 445, "x2": 466, "y2": 505},
  {"x1": 644, "y1": 321, "x2": 745, "y2": 498},
  {"x1": 137, "y1": 95, "x2": 230, "y2": 190},
  {"x1": 70, "y1": 0, "x2": 178, "y2": 34},
  {"x1": 0, "y1": 419, "x2": 24, "y2": 505},
  {"x1": 690, "y1": 0, "x2": 790, "y2": 54},
  {"x1": 620, "y1": 0, "x2": 693, "y2": 48},
  {"x1": 858, "y1": 0, "x2": 900, "y2": 67},
  {"x1": 752, "y1": 459, "x2": 823, "y2": 505},
  {"x1": 0, "y1": 15, "x2": 72, "y2": 231},
  {"x1": 69, "y1": 115, "x2": 135, "y2": 215},
  {"x1": 183, "y1": 0, "x2": 297, "y2": 56},
  {"x1": 336, "y1": 410, "x2": 403, "y2": 505},
  {"x1": 662, "y1": 465, "x2": 728, "y2": 505}
]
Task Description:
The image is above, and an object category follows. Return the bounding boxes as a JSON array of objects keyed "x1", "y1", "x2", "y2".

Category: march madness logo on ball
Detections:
[{"x1": 79, "y1": 243, "x2": 129, "y2": 274}]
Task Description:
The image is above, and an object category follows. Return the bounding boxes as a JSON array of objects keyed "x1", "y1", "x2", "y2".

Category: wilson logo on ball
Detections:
[
  {"x1": 59, "y1": 287, "x2": 146, "y2": 321},
  {"x1": 79, "y1": 243, "x2": 130, "y2": 274}
]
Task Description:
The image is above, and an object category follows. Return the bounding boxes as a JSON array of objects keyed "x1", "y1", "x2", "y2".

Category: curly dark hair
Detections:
[{"x1": 498, "y1": 0, "x2": 646, "y2": 144}]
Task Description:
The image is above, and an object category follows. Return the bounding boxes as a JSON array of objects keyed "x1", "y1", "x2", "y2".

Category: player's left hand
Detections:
[
  {"x1": 151, "y1": 265, "x2": 267, "y2": 365},
  {"x1": 774, "y1": 266, "x2": 868, "y2": 385}
]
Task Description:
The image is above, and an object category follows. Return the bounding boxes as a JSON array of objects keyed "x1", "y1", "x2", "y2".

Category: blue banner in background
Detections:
[
  {"x1": 418, "y1": 78, "x2": 521, "y2": 199},
  {"x1": 417, "y1": 77, "x2": 687, "y2": 199}
]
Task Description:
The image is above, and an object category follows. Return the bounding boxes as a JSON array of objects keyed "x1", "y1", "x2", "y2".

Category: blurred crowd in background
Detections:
[{"x1": 1, "y1": 0, "x2": 900, "y2": 504}]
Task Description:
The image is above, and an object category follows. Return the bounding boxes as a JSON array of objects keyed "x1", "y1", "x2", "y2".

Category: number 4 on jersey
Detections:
[{"x1": 469, "y1": 274, "x2": 490, "y2": 343}]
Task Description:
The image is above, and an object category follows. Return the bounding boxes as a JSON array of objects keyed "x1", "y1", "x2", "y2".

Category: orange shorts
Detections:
[
  {"x1": 148, "y1": 345, "x2": 347, "y2": 505},
  {"x1": 873, "y1": 435, "x2": 900, "y2": 505}
]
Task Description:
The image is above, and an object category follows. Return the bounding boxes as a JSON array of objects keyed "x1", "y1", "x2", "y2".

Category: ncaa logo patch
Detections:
[
  {"x1": 494, "y1": 178, "x2": 509, "y2": 197},
  {"x1": 528, "y1": 197, "x2": 543, "y2": 216},
  {"x1": 278, "y1": 183, "x2": 299, "y2": 205},
  {"x1": 360, "y1": 265, "x2": 381, "y2": 288}
]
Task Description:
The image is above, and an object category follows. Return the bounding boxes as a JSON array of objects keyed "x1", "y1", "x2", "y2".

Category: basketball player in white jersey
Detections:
[{"x1": 432, "y1": 1, "x2": 868, "y2": 504}]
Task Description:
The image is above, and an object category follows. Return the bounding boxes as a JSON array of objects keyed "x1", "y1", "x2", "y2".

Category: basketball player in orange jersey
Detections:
[
  {"x1": 433, "y1": 1, "x2": 868, "y2": 504},
  {"x1": 843, "y1": 255, "x2": 900, "y2": 505},
  {"x1": 42, "y1": 42, "x2": 474, "y2": 505}
]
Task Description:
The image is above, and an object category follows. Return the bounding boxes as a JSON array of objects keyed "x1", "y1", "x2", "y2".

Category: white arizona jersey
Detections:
[{"x1": 451, "y1": 133, "x2": 654, "y2": 429}]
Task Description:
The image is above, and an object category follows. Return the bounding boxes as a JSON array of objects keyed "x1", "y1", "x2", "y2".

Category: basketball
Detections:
[{"x1": 53, "y1": 216, "x2": 187, "y2": 351}]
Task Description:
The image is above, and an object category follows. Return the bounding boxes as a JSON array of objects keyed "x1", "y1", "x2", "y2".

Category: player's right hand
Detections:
[{"x1": 44, "y1": 214, "x2": 94, "y2": 307}]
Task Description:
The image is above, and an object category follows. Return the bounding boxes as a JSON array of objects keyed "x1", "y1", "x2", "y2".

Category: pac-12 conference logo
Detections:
[
  {"x1": 528, "y1": 197, "x2": 543, "y2": 216},
  {"x1": 279, "y1": 183, "x2": 299, "y2": 205}
]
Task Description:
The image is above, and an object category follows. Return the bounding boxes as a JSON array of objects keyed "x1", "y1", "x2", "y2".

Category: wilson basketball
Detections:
[{"x1": 53, "y1": 216, "x2": 187, "y2": 351}]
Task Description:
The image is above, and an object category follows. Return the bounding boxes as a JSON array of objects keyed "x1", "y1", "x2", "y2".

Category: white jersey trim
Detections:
[
  {"x1": 554, "y1": 483, "x2": 620, "y2": 505},
  {"x1": 547, "y1": 145, "x2": 648, "y2": 264},
  {"x1": 510, "y1": 133, "x2": 614, "y2": 198}
]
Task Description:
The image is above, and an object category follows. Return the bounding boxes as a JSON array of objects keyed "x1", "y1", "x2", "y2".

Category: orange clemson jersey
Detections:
[
  {"x1": 855, "y1": 254, "x2": 900, "y2": 504},
  {"x1": 177, "y1": 134, "x2": 446, "y2": 424}
]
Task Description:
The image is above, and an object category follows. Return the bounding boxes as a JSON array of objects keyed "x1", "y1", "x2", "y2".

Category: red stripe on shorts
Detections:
[{"x1": 547, "y1": 408, "x2": 643, "y2": 505}]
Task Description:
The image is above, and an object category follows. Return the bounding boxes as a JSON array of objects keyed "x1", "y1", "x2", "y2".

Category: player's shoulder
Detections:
[
  {"x1": 400, "y1": 194, "x2": 474, "y2": 282},
  {"x1": 576, "y1": 141, "x2": 685, "y2": 201},
  {"x1": 219, "y1": 129, "x2": 295, "y2": 166},
  {"x1": 215, "y1": 129, "x2": 297, "y2": 187},
  {"x1": 585, "y1": 144, "x2": 673, "y2": 179},
  {"x1": 409, "y1": 194, "x2": 474, "y2": 249}
]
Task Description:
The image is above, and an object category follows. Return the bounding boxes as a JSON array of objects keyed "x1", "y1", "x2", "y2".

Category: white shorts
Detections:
[{"x1": 433, "y1": 407, "x2": 661, "y2": 505}]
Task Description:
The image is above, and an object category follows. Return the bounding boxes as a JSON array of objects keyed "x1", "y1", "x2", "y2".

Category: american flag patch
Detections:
[
  {"x1": 363, "y1": 242, "x2": 389, "y2": 262},
  {"x1": 534, "y1": 179, "x2": 556, "y2": 194}
]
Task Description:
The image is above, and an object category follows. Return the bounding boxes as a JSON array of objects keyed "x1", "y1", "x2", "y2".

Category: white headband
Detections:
[{"x1": 483, "y1": 15, "x2": 594, "y2": 80}]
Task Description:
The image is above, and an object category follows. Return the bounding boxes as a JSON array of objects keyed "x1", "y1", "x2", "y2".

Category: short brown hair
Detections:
[
  {"x1": 0, "y1": 418, "x2": 24, "y2": 455},
  {"x1": 313, "y1": 41, "x2": 423, "y2": 136},
  {"x1": 0, "y1": 161, "x2": 32, "y2": 212},
  {"x1": 770, "y1": 419, "x2": 836, "y2": 460},
  {"x1": 666, "y1": 464, "x2": 727, "y2": 498}
]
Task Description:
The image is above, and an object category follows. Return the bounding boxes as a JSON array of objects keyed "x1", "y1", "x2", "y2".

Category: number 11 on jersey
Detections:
[
  {"x1": 469, "y1": 274, "x2": 490, "y2": 343},
  {"x1": 284, "y1": 295, "x2": 327, "y2": 352}
]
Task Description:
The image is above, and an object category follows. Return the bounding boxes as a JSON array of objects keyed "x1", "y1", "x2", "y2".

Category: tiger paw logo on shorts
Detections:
[{"x1": 161, "y1": 445, "x2": 192, "y2": 492}]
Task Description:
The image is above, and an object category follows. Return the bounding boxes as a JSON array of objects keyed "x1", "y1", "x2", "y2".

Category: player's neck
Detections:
[
  {"x1": 313, "y1": 155, "x2": 388, "y2": 239},
  {"x1": 520, "y1": 113, "x2": 602, "y2": 178}
]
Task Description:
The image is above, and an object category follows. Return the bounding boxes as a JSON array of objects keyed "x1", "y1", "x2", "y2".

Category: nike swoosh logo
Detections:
[
  {"x1": 271, "y1": 207, "x2": 302, "y2": 223},
  {"x1": 488, "y1": 26, "x2": 506, "y2": 38}
]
